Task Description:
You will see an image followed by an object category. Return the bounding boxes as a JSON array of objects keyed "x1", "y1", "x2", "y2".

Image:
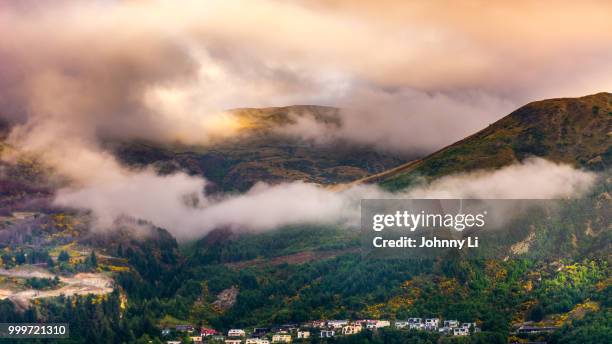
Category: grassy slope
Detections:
[{"x1": 380, "y1": 92, "x2": 612, "y2": 190}]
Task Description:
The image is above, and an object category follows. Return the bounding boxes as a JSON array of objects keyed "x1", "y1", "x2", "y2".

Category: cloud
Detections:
[
  {"x1": 53, "y1": 158, "x2": 596, "y2": 240},
  {"x1": 0, "y1": 0, "x2": 606, "y2": 240},
  {"x1": 1, "y1": 0, "x2": 611, "y2": 153}
]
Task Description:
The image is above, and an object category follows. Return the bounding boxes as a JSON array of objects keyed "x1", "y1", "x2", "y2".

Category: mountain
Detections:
[
  {"x1": 110, "y1": 105, "x2": 408, "y2": 191},
  {"x1": 0, "y1": 94, "x2": 610, "y2": 343},
  {"x1": 377, "y1": 92, "x2": 612, "y2": 190}
]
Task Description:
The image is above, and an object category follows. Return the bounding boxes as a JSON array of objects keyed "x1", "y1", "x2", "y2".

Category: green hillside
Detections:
[{"x1": 380, "y1": 92, "x2": 612, "y2": 190}]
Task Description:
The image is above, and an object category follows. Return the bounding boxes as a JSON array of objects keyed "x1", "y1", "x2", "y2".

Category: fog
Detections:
[{"x1": 53, "y1": 158, "x2": 596, "y2": 240}]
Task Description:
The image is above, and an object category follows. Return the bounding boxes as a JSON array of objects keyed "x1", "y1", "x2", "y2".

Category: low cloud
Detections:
[{"x1": 54, "y1": 158, "x2": 596, "y2": 240}]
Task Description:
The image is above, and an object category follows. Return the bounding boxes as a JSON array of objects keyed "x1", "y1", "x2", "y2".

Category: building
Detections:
[
  {"x1": 271, "y1": 334, "x2": 292, "y2": 343},
  {"x1": 424, "y1": 318, "x2": 439, "y2": 330},
  {"x1": 225, "y1": 340, "x2": 242, "y2": 344},
  {"x1": 297, "y1": 330, "x2": 310, "y2": 339},
  {"x1": 438, "y1": 327, "x2": 452, "y2": 335},
  {"x1": 320, "y1": 330, "x2": 335, "y2": 338},
  {"x1": 246, "y1": 339, "x2": 270, "y2": 344},
  {"x1": 176, "y1": 325, "x2": 195, "y2": 333},
  {"x1": 12, "y1": 212, "x2": 38, "y2": 220},
  {"x1": 161, "y1": 328, "x2": 171, "y2": 336},
  {"x1": 228, "y1": 329, "x2": 246, "y2": 337},
  {"x1": 341, "y1": 324, "x2": 362, "y2": 335},
  {"x1": 366, "y1": 320, "x2": 390, "y2": 330},
  {"x1": 327, "y1": 320, "x2": 348, "y2": 329},
  {"x1": 253, "y1": 328, "x2": 270, "y2": 337},
  {"x1": 453, "y1": 327, "x2": 469, "y2": 336},
  {"x1": 461, "y1": 323, "x2": 478, "y2": 332},
  {"x1": 444, "y1": 320, "x2": 459, "y2": 328},
  {"x1": 201, "y1": 327, "x2": 218, "y2": 337},
  {"x1": 395, "y1": 321, "x2": 409, "y2": 329},
  {"x1": 166, "y1": 341, "x2": 181, "y2": 344},
  {"x1": 190, "y1": 336, "x2": 203, "y2": 343},
  {"x1": 304, "y1": 320, "x2": 326, "y2": 329}
]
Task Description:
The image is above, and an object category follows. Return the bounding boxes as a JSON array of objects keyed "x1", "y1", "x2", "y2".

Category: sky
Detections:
[
  {"x1": 0, "y1": 0, "x2": 609, "y2": 238},
  {"x1": 1, "y1": 0, "x2": 611, "y2": 152}
]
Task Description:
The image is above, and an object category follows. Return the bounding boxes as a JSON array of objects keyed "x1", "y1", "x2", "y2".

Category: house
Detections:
[
  {"x1": 253, "y1": 328, "x2": 270, "y2": 337},
  {"x1": 176, "y1": 325, "x2": 195, "y2": 333},
  {"x1": 327, "y1": 320, "x2": 348, "y2": 329},
  {"x1": 461, "y1": 323, "x2": 478, "y2": 332},
  {"x1": 394, "y1": 321, "x2": 409, "y2": 329},
  {"x1": 228, "y1": 329, "x2": 246, "y2": 337},
  {"x1": 304, "y1": 320, "x2": 326, "y2": 329},
  {"x1": 201, "y1": 327, "x2": 218, "y2": 337},
  {"x1": 271, "y1": 334, "x2": 292, "y2": 343},
  {"x1": 453, "y1": 327, "x2": 469, "y2": 336},
  {"x1": 280, "y1": 324, "x2": 298, "y2": 332},
  {"x1": 438, "y1": 327, "x2": 452, "y2": 335},
  {"x1": 407, "y1": 318, "x2": 423, "y2": 330},
  {"x1": 161, "y1": 328, "x2": 171, "y2": 336},
  {"x1": 297, "y1": 330, "x2": 310, "y2": 339},
  {"x1": 12, "y1": 212, "x2": 38, "y2": 220},
  {"x1": 167, "y1": 341, "x2": 181, "y2": 344},
  {"x1": 424, "y1": 318, "x2": 439, "y2": 330},
  {"x1": 190, "y1": 336, "x2": 203, "y2": 343},
  {"x1": 225, "y1": 340, "x2": 242, "y2": 344},
  {"x1": 246, "y1": 339, "x2": 270, "y2": 344},
  {"x1": 443, "y1": 320, "x2": 459, "y2": 328},
  {"x1": 341, "y1": 324, "x2": 362, "y2": 335},
  {"x1": 320, "y1": 330, "x2": 335, "y2": 338},
  {"x1": 366, "y1": 320, "x2": 390, "y2": 330}
]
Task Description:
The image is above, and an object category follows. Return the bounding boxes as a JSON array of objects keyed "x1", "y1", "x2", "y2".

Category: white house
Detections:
[
  {"x1": 320, "y1": 330, "x2": 335, "y2": 338},
  {"x1": 341, "y1": 324, "x2": 362, "y2": 335},
  {"x1": 190, "y1": 336, "x2": 203, "y2": 343},
  {"x1": 246, "y1": 339, "x2": 270, "y2": 344},
  {"x1": 443, "y1": 320, "x2": 459, "y2": 328},
  {"x1": 272, "y1": 334, "x2": 292, "y2": 343},
  {"x1": 327, "y1": 320, "x2": 348, "y2": 329},
  {"x1": 453, "y1": 327, "x2": 469, "y2": 336},
  {"x1": 297, "y1": 331, "x2": 310, "y2": 339},
  {"x1": 394, "y1": 321, "x2": 408, "y2": 329},
  {"x1": 424, "y1": 318, "x2": 439, "y2": 330},
  {"x1": 366, "y1": 320, "x2": 390, "y2": 330},
  {"x1": 228, "y1": 329, "x2": 246, "y2": 337},
  {"x1": 438, "y1": 327, "x2": 452, "y2": 335},
  {"x1": 461, "y1": 323, "x2": 476, "y2": 330},
  {"x1": 225, "y1": 340, "x2": 242, "y2": 344},
  {"x1": 166, "y1": 341, "x2": 181, "y2": 344}
]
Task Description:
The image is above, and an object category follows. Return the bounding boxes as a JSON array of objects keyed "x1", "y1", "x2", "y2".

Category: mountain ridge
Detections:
[{"x1": 377, "y1": 92, "x2": 612, "y2": 190}]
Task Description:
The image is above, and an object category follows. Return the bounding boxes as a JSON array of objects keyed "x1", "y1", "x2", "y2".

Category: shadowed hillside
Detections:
[{"x1": 111, "y1": 105, "x2": 408, "y2": 191}]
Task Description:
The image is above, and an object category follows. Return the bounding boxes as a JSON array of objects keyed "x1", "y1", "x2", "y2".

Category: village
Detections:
[{"x1": 162, "y1": 317, "x2": 482, "y2": 343}]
